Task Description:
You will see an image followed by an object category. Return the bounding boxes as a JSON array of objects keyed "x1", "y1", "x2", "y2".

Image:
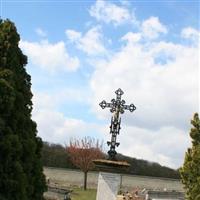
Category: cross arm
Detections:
[
  {"x1": 122, "y1": 103, "x2": 136, "y2": 112},
  {"x1": 99, "y1": 100, "x2": 113, "y2": 109}
]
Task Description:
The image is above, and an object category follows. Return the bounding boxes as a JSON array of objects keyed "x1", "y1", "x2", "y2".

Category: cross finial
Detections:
[{"x1": 99, "y1": 88, "x2": 136, "y2": 160}]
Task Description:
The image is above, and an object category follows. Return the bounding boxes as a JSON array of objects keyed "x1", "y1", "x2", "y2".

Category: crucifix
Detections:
[{"x1": 99, "y1": 88, "x2": 136, "y2": 160}]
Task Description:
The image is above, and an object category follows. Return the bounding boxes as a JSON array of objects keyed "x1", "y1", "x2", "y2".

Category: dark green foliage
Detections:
[
  {"x1": 0, "y1": 19, "x2": 47, "y2": 200},
  {"x1": 116, "y1": 154, "x2": 180, "y2": 179},
  {"x1": 180, "y1": 113, "x2": 200, "y2": 200},
  {"x1": 42, "y1": 142, "x2": 75, "y2": 169}
]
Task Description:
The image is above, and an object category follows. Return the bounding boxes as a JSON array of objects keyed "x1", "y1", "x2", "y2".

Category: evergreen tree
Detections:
[
  {"x1": 180, "y1": 113, "x2": 200, "y2": 200},
  {"x1": 0, "y1": 19, "x2": 47, "y2": 200}
]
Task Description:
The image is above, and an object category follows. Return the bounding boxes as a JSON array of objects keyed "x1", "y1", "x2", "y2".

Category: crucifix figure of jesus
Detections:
[{"x1": 99, "y1": 88, "x2": 136, "y2": 160}]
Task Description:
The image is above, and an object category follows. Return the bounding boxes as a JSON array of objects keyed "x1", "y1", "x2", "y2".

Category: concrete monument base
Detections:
[
  {"x1": 94, "y1": 159, "x2": 130, "y2": 200},
  {"x1": 96, "y1": 172, "x2": 120, "y2": 200}
]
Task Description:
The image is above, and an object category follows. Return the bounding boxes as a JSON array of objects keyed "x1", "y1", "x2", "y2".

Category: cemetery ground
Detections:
[
  {"x1": 44, "y1": 187, "x2": 97, "y2": 200},
  {"x1": 43, "y1": 167, "x2": 184, "y2": 200},
  {"x1": 44, "y1": 186, "x2": 140, "y2": 200}
]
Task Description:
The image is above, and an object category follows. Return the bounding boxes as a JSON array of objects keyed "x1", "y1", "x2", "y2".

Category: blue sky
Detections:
[{"x1": 1, "y1": 0, "x2": 199, "y2": 168}]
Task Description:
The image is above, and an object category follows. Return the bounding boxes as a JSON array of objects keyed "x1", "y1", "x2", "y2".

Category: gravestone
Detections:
[{"x1": 96, "y1": 172, "x2": 120, "y2": 200}]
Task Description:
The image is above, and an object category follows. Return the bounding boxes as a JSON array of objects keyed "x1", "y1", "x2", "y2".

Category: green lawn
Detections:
[{"x1": 71, "y1": 188, "x2": 97, "y2": 200}]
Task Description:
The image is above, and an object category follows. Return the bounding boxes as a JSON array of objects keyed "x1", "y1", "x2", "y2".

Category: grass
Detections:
[
  {"x1": 44, "y1": 185, "x2": 97, "y2": 200},
  {"x1": 71, "y1": 188, "x2": 97, "y2": 200}
]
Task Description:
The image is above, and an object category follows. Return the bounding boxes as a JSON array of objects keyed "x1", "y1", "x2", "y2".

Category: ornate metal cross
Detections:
[{"x1": 99, "y1": 88, "x2": 136, "y2": 160}]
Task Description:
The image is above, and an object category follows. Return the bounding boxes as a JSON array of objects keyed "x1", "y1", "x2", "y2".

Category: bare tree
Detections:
[{"x1": 66, "y1": 137, "x2": 104, "y2": 190}]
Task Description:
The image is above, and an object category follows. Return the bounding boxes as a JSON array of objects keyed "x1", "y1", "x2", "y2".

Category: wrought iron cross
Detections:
[{"x1": 99, "y1": 88, "x2": 136, "y2": 160}]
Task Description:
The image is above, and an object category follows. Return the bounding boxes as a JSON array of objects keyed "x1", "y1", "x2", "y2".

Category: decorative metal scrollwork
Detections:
[{"x1": 99, "y1": 88, "x2": 136, "y2": 160}]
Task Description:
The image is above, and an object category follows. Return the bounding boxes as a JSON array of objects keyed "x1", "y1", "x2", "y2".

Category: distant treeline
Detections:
[
  {"x1": 41, "y1": 142, "x2": 180, "y2": 179},
  {"x1": 116, "y1": 154, "x2": 180, "y2": 179}
]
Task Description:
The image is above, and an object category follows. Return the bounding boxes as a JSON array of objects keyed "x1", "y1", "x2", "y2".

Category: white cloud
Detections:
[
  {"x1": 66, "y1": 29, "x2": 81, "y2": 42},
  {"x1": 121, "y1": 32, "x2": 142, "y2": 43},
  {"x1": 32, "y1": 92, "x2": 101, "y2": 145},
  {"x1": 181, "y1": 27, "x2": 200, "y2": 42},
  {"x1": 141, "y1": 16, "x2": 168, "y2": 39},
  {"x1": 20, "y1": 40, "x2": 79, "y2": 73},
  {"x1": 89, "y1": 31, "x2": 198, "y2": 168},
  {"x1": 118, "y1": 125, "x2": 190, "y2": 168},
  {"x1": 33, "y1": 90, "x2": 188, "y2": 168},
  {"x1": 35, "y1": 28, "x2": 47, "y2": 37},
  {"x1": 26, "y1": 5, "x2": 198, "y2": 169},
  {"x1": 66, "y1": 26, "x2": 106, "y2": 55},
  {"x1": 89, "y1": 0, "x2": 137, "y2": 26},
  {"x1": 91, "y1": 40, "x2": 198, "y2": 129},
  {"x1": 33, "y1": 92, "x2": 57, "y2": 111},
  {"x1": 34, "y1": 109, "x2": 93, "y2": 144}
]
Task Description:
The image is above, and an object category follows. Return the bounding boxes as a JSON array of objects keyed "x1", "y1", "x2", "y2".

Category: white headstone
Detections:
[{"x1": 96, "y1": 172, "x2": 121, "y2": 200}]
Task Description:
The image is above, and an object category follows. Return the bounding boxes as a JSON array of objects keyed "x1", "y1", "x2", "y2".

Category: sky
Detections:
[{"x1": 1, "y1": 0, "x2": 199, "y2": 169}]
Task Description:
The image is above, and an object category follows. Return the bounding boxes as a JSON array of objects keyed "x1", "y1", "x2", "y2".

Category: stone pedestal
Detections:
[
  {"x1": 93, "y1": 159, "x2": 130, "y2": 200},
  {"x1": 96, "y1": 172, "x2": 120, "y2": 200}
]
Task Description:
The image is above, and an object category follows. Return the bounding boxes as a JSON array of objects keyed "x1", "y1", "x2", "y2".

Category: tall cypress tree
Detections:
[
  {"x1": 180, "y1": 113, "x2": 200, "y2": 200},
  {"x1": 0, "y1": 19, "x2": 47, "y2": 200}
]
